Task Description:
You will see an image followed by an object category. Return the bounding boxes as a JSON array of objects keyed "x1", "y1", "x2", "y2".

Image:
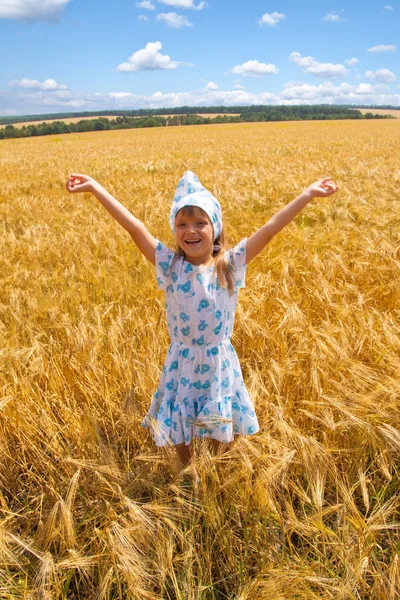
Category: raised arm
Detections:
[
  {"x1": 245, "y1": 177, "x2": 339, "y2": 264},
  {"x1": 66, "y1": 174, "x2": 157, "y2": 265}
]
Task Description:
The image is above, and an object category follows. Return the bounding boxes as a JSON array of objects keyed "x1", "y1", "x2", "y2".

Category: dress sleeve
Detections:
[
  {"x1": 227, "y1": 238, "x2": 247, "y2": 289},
  {"x1": 155, "y1": 239, "x2": 176, "y2": 290}
]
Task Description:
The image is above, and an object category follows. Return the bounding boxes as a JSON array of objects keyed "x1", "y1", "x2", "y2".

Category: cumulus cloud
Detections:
[
  {"x1": 156, "y1": 12, "x2": 192, "y2": 27},
  {"x1": 365, "y1": 68, "x2": 397, "y2": 82},
  {"x1": 368, "y1": 44, "x2": 397, "y2": 52},
  {"x1": 105, "y1": 88, "x2": 279, "y2": 108},
  {"x1": 2, "y1": 80, "x2": 400, "y2": 116},
  {"x1": 259, "y1": 12, "x2": 286, "y2": 26},
  {"x1": 289, "y1": 52, "x2": 348, "y2": 78},
  {"x1": 280, "y1": 80, "x2": 398, "y2": 104},
  {"x1": 230, "y1": 60, "x2": 279, "y2": 77},
  {"x1": 136, "y1": 0, "x2": 155, "y2": 8},
  {"x1": 157, "y1": 0, "x2": 206, "y2": 9},
  {"x1": 108, "y1": 92, "x2": 132, "y2": 99},
  {"x1": 323, "y1": 13, "x2": 345, "y2": 22},
  {"x1": 0, "y1": 0, "x2": 71, "y2": 21},
  {"x1": 205, "y1": 81, "x2": 218, "y2": 90},
  {"x1": 8, "y1": 78, "x2": 68, "y2": 90},
  {"x1": 345, "y1": 57, "x2": 359, "y2": 65},
  {"x1": 87, "y1": 84, "x2": 400, "y2": 108},
  {"x1": 234, "y1": 83, "x2": 246, "y2": 90},
  {"x1": 117, "y1": 41, "x2": 194, "y2": 72},
  {"x1": 138, "y1": 14, "x2": 148, "y2": 21}
]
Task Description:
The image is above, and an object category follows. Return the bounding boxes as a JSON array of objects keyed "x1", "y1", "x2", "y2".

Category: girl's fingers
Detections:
[
  {"x1": 69, "y1": 174, "x2": 86, "y2": 185},
  {"x1": 326, "y1": 185, "x2": 338, "y2": 194},
  {"x1": 66, "y1": 179, "x2": 82, "y2": 192},
  {"x1": 321, "y1": 179, "x2": 338, "y2": 193}
]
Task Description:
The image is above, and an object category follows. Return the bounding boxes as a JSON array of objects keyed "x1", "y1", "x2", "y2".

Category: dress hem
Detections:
[{"x1": 141, "y1": 417, "x2": 260, "y2": 447}]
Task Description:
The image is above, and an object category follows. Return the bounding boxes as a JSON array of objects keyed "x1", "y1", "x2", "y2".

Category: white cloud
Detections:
[
  {"x1": 230, "y1": 60, "x2": 279, "y2": 77},
  {"x1": 365, "y1": 68, "x2": 397, "y2": 82},
  {"x1": 87, "y1": 84, "x2": 400, "y2": 108},
  {"x1": 2, "y1": 80, "x2": 400, "y2": 116},
  {"x1": 355, "y1": 83, "x2": 375, "y2": 94},
  {"x1": 323, "y1": 13, "x2": 345, "y2": 22},
  {"x1": 234, "y1": 83, "x2": 246, "y2": 90},
  {"x1": 136, "y1": 0, "x2": 155, "y2": 9},
  {"x1": 105, "y1": 88, "x2": 280, "y2": 108},
  {"x1": 383, "y1": 5, "x2": 394, "y2": 10},
  {"x1": 0, "y1": 0, "x2": 71, "y2": 21},
  {"x1": 156, "y1": 12, "x2": 192, "y2": 27},
  {"x1": 157, "y1": 0, "x2": 206, "y2": 9},
  {"x1": 117, "y1": 41, "x2": 194, "y2": 72},
  {"x1": 280, "y1": 80, "x2": 399, "y2": 104},
  {"x1": 289, "y1": 53, "x2": 314, "y2": 68},
  {"x1": 205, "y1": 81, "x2": 218, "y2": 90},
  {"x1": 368, "y1": 44, "x2": 397, "y2": 52},
  {"x1": 345, "y1": 57, "x2": 359, "y2": 65},
  {"x1": 8, "y1": 78, "x2": 68, "y2": 90},
  {"x1": 259, "y1": 12, "x2": 286, "y2": 26},
  {"x1": 108, "y1": 92, "x2": 132, "y2": 99},
  {"x1": 289, "y1": 52, "x2": 348, "y2": 78},
  {"x1": 138, "y1": 14, "x2": 148, "y2": 21}
]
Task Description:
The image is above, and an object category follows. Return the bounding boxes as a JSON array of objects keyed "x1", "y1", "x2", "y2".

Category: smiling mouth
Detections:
[{"x1": 184, "y1": 240, "x2": 201, "y2": 245}]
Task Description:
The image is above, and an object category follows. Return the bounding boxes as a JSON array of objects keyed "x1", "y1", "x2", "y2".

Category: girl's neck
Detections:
[{"x1": 184, "y1": 253, "x2": 213, "y2": 267}]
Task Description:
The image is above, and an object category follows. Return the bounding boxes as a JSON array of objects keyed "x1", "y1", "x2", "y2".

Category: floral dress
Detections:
[{"x1": 141, "y1": 238, "x2": 260, "y2": 446}]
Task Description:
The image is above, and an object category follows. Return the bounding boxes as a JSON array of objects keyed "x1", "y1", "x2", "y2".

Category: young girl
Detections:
[{"x1": 66, "y1": 170, "x2": 338, "y2": 480}]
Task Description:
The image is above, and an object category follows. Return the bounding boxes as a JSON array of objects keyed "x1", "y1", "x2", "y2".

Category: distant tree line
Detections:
[
  {"x1": 1, "y1": 104, "x2": 399, "y2": 125},
  {"x1": 0, "y1": 105, "x2": 394, "y2": 140}
]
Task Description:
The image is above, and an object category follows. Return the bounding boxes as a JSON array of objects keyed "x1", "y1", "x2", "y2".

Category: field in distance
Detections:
[
  {"x1": 1, "y1": 113, "x2": 241, "y2": 128},
  {"x1": 0, "y1": 115, "x2": 123, "y2": 128},
  {"x1": 356, "y1": 108, "x2": 399, "y2": 118},
  {"x1": 1, "y1": 120, "x2": 399, "y2": 599}
]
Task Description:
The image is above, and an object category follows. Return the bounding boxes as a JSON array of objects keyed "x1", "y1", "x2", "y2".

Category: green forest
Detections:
[{"x1": 0, "y1": 105, "x2": 394, "y2": 140}]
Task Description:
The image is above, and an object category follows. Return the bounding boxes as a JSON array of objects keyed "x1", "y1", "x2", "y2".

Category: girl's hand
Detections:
[
  {"x1": 307, "y1": 177, "x2": 339, "y2": 198},
  {"x1": 66, "y1": 173, "x2": 96, "y2": 194}
]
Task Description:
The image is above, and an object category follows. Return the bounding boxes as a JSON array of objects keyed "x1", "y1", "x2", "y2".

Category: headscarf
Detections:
[{"x1": 169, "y1": 170, "x2": 222, "y2": 240}]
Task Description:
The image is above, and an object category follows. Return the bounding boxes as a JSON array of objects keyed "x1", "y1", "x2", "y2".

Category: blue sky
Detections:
[{"x1": 0, "y1": 0, "x2": 399, "y2": 116}]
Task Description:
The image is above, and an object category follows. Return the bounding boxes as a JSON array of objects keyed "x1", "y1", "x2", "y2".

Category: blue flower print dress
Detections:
[{"x1": 141, "y1": 238, "x2": 260, "y2": 446}]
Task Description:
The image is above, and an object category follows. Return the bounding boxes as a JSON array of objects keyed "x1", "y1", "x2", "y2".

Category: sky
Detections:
[{"x1": 0, "y1": 0, "x2": 399, "y2": 116}]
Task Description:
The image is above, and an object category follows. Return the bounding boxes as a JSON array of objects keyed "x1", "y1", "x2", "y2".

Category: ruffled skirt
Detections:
[{"x1": 141, "y1": 340, "x2": 259, "y2": 446}]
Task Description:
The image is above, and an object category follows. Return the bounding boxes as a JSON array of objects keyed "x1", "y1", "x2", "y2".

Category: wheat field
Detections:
[
  {"x1": 0, "y1": 120, "x2": 399, "y2": 599},
  {"x1": 356, "y1": 109, "x2": 400, "y2": 118}
]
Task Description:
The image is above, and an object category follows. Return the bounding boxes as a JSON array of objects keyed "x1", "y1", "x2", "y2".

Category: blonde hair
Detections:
[{"x1": 172, "y1": 205, "x2": 235, "y2": 295}]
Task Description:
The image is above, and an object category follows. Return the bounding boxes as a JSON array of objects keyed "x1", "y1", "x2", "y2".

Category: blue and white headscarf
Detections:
[{"x1": 169, "y1": 171, "x2": 223, "y2": 241}]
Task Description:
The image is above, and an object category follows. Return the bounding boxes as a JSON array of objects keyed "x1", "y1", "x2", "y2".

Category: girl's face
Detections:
[{"x1": 175, "y1": 206, "x2": 214, "y2": 264}]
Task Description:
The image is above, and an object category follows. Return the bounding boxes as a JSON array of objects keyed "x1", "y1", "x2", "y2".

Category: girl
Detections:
[{"x1": 66, "y1": 170, "x2": 338, "y2": 482}]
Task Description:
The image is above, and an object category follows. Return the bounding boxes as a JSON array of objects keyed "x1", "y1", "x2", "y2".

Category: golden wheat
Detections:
[{"x1": 0, "y1": 120, "x2": 399, "y2": 599}]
